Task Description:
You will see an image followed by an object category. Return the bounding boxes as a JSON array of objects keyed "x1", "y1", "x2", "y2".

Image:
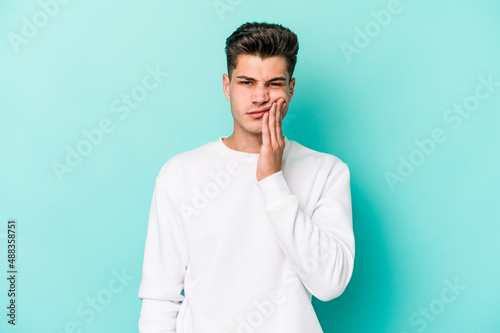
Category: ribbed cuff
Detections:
[{"x1": 256, "y1": 171, "x2": 292, "y2": 206}]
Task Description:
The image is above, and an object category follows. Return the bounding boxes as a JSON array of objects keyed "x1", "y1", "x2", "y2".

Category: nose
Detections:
[{"x1": 251, "y1": 83, "x2": 270, "y2": 105}]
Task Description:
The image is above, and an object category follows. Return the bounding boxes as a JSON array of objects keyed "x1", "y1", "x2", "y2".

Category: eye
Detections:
[
  {"x1": 240, "y1": 81, "x2": 251, "y2": 85},
  {"x1": 270, "y1": 83, "x2": 283, "y2": 87}
]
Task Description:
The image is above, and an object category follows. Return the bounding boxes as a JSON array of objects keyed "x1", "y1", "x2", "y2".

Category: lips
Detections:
[{"x1": 249, "y1": 106, "x2": 271, "y2": 114}]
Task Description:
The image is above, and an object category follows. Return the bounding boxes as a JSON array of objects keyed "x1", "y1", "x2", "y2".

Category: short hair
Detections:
[{"x1": 224, "y1": 22, "x2": 299, "y2": 80}]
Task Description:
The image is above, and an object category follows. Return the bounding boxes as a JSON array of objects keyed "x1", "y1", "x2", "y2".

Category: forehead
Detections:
[{"x1": 233, "y1": 54, "x2": 288, "y2": 80}]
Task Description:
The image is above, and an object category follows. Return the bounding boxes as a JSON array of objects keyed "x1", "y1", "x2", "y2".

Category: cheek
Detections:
[
  {"x1": 271, "y1": 89, "x2": 289, "y2": 101},
  {"x1": 231, "y1": 89, "x2": 246, "y2": 103}
]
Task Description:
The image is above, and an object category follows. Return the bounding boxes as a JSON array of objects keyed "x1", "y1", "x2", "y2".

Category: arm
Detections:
[
  {"x1": 138, "y1": 158, "x2": 188, "y2": 332},
  {"x1": 256, "y1": 161, "x2": 354, "y2": 301}
]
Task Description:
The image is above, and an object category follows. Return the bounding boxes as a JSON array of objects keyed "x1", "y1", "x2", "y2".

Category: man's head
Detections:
[
  {"x1": 223, "y1": 22, "x2": 299, "y2": 136},
  {"x1": 225, "y1": 22, "x2": 299, "y2": 80}
]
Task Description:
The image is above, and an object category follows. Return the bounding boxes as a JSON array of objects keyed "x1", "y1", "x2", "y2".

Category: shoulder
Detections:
[
  {"x1": 287, "y1": 139, "x2": 349, "y2": 173},
  {"x1": 156, "y1": 140, "x2": 216, "y2": 181}
]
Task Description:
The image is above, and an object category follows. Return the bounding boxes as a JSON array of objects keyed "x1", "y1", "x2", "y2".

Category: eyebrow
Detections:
[{"x1": 236, "y1": 75, "x2": 287, "y2": 82}]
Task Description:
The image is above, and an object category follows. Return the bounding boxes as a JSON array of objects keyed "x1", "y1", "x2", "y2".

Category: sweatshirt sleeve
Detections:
[
  {"x1": 256, "y1": 159, "x2": 354, "y2": 302},
  {"x1": 138, "y1": 158, "x2": 189, "y2": 332}
]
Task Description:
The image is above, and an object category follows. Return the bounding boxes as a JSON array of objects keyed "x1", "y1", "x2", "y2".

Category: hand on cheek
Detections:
[{"x1": 256, "y1": 98, "x2": 287, "y2": 182}]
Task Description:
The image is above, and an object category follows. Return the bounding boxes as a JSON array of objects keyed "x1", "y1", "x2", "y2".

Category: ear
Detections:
[
  {"x1": 288, "y1": 77, "x2": 296, "y2": 102},
  {"x1": 223, "y1": 73, "x2": 231, "y2": 101}
]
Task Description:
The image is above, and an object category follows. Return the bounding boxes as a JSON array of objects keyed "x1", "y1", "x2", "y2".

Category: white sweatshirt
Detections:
[{"x1": 138, "y1": 136, "x2": 355, "y2": 333}]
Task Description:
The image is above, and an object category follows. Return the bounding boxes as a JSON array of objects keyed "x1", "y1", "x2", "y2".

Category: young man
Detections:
[{"x1": 138, "y1": 22, "x2": 355, "y2": 333}]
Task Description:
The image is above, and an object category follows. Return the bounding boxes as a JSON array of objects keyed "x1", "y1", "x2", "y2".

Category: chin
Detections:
[{"x1": 244, "y1": 124, "x2": 262, "y2": 135}]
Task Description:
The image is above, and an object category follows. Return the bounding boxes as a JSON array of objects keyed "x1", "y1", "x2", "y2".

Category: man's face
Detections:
[{"x1": 223, "y1": 54, "x2": 295, "y2": 136}]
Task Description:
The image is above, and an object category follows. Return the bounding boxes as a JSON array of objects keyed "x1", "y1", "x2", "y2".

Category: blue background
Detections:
[{"x1": 1, "y1": 0, "x2": 499, "y2": 332}]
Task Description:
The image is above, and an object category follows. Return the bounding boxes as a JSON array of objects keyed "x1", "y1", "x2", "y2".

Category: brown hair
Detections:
[{"x1": 224, "y1": 22, "x2": 299, "y2": 80}]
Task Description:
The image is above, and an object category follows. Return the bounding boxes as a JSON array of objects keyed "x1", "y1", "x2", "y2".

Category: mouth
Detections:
[
  {"x1": 248, "y1": 106, "x2": 271, "y2": 114},
  {"x1": 247, "y1": 106, "x2": 271, "y2": 119}
]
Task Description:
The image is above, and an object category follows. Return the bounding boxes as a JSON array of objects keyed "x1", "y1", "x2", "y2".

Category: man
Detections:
[{"x1": 138, "y1": 22, "x2": 355, "y2": 333}]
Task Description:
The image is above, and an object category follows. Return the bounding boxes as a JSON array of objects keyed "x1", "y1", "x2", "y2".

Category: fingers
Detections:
[
  {"x1": 262, "y1": 106, "x2": 270, "y2": 147},
  {"x1": 274, "y1": 98, "x2": 285, "y2": 145},
  {"x1": 269, "y1": 100, "x2": 277, "y2": 147},
  {"x1": 277, "y1": 99, "x2": 285, "y2": 142},
  {"x1": 262, "y1": 98, "x2": 286, "y2": 148}
]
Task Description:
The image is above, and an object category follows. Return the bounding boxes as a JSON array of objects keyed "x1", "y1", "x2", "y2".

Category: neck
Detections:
[
  {"x1": 222, "y1": 131, "x2": 264, "y2": 154},
  {"x1": 222, "y1": 131, "x2": 285, "y2": 154}
]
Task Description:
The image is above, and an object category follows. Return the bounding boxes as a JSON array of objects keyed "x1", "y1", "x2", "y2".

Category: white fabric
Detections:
[{"x1": 138, "y1": 136, "x2": 355, "y2": 333}]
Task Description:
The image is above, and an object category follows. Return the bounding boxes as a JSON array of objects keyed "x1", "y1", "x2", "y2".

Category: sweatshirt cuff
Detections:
[{"x1": 256, "y1": 171, "x2": 292, "y2": 206}]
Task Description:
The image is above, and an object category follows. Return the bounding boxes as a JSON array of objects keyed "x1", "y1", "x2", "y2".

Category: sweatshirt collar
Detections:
[{"x1": 215, "y1": 135, "x2": 291, "y2": 163}]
